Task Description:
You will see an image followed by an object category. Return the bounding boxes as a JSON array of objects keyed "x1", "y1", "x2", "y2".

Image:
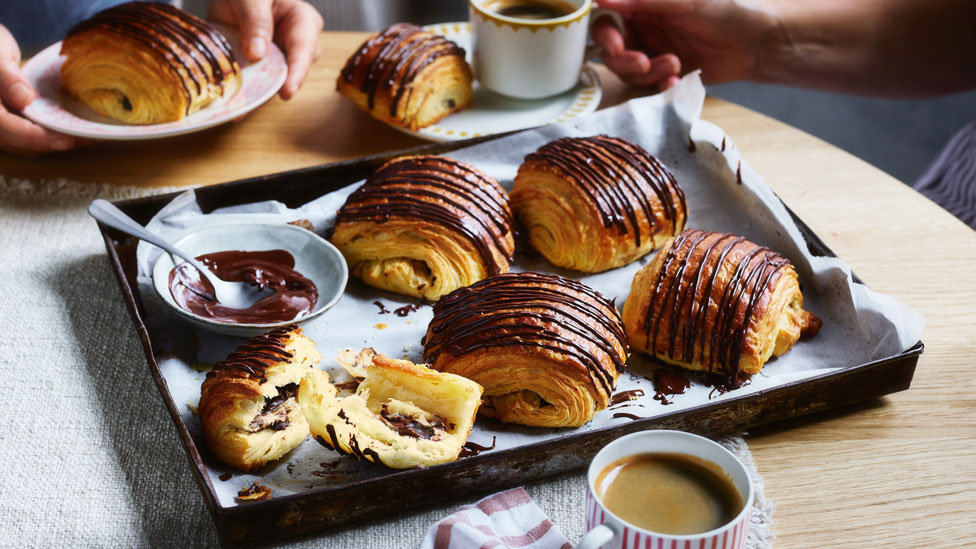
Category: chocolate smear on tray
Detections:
[
  {"x1": 652, "y1": 369, "x2": 690, "y2": 405},
  {"x1": 610, "y1": 389, "x2": 645, "y2": 407},
  {"x1": 373, "y1": 300, "x2": 391, "y2": 314},
  {"x1": 218, "y1": 473, "x2": 232, "y2": 481},
  {"x1": 459, "y1": 436, "x2": 497, "y2": 458},
  {"x1": 612, "y1": 412, "x2": 642, "y2": 421},
  {"x1": 394, "y1": 303, "x2": 425, "y2": 317}
]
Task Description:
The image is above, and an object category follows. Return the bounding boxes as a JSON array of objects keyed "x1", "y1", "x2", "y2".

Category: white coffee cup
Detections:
[
  {"x1": 578, "y1": 430, "x2": 754, "y2": 549},
  {"x1": 469, "y1": 0, "x2": 623, "y2": 99}
]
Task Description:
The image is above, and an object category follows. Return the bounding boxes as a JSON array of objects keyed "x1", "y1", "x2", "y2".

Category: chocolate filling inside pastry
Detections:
[
  {"x1": 247, "y1": 383, "x2": 299, "y2": 432},
  {"x1": 380, "y1": 403, "x2": 448, "y2": 440}
]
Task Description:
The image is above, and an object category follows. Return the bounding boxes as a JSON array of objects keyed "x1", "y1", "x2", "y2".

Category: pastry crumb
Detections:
[
  {"x1": 186, "y1": 403, "x2": 199, "y2": 416},
  {"x1": 287, "y1": 219, "x2": 315, "y2": 231},
  {"x1": 375, "y1": 323, "x2": 388, "y2": 330},
  {"x1": 236, "y1": 482, "x2": 272, "y2": 502}
]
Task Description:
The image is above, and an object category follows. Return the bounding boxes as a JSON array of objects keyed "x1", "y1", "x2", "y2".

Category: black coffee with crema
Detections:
[{"x1": 486, "y1": 0, "x2": 577, "y2": 20}]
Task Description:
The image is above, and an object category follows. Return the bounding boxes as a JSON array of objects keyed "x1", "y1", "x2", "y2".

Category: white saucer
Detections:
[
  {"x1": 20, "y1": 25, "x2": 286, "y2": 140},
  {"x1": 397, "y1": 22, "x2": 602, "y2": 143}
]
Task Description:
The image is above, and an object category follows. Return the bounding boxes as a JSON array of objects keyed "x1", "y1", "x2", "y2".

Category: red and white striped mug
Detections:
[{"x1": 578, "y1": 430, "x2": 754, "y2": 549}]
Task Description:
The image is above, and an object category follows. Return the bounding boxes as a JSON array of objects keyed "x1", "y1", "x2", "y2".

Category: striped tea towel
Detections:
[{"x1": 420, "y1": 488, "x2": 572, "y2": 549}]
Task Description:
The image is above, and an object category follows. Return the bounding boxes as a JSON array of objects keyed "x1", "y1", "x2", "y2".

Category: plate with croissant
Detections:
[
  {"x1": 337, "y1": 22, "x2": 602, "y2": 142},
  {"x1": 20, "y1": 2, "x2": 286, "y2": 140}
]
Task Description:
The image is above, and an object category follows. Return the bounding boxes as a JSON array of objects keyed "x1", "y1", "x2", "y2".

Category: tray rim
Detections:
[{"x1": 96, "y1": 132, "x2": 923, "y2": 543}]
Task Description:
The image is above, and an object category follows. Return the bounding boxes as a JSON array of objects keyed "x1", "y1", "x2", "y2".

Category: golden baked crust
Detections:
[
  {"x1": 60, "y1": 2, "x2": 241, "y2": 124},
  {"x1": 622, "y1": 229, "x2": 822, "y2": 380},
  {"x1": 422, "y1": 272, "x2": 629, "y2": 427},
  {"x1": 331, "y1": 155, "x2": 515, "y2": 301},
  {"x1": 337, "y1": 23, "x2": 472, "y2": 130},
  {"x1": 297, "y1": 350, "x2": 483, "y2": 469},
  {"x1": 511, "y1": 135, "x2": 687, "y2": 272},
  {"x1": 198, "y1": 326, "x2": 322, "y2": 472}
]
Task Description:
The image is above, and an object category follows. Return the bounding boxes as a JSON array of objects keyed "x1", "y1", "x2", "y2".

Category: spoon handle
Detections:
[{"x1": 87, "y1": 199, "x2": 212, "y2": 277}]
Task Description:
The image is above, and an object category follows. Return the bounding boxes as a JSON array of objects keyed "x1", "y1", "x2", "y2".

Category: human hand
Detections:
[
  {"x1": 0, "y1": 25, "x2": 79, "y2": 155},
  {"x1": 208, "y1": 0, "x2": 325, "y2": 99},
  {"x1": 593, "y1": 0, "x2": 783, "y2": 89}
]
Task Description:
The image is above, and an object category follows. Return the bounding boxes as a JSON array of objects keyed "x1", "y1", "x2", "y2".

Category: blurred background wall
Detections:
[{"x1": 185, "y1": 0, "x2": 976, "y2": 186}]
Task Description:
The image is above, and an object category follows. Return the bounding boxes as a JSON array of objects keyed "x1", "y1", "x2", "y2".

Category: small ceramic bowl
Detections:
[{"x1": 152, "y1": 222, "x2": 348, "y2": 337}]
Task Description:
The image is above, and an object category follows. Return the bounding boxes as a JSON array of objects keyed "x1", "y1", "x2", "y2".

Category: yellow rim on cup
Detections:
[{"x1": 469, "y1": 0, "x2": 592, "y2": 31}]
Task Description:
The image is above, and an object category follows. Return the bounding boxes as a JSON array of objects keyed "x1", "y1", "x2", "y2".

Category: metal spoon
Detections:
[{"x1": 88, "y1": 199, "x2": 273, "y2": 310}]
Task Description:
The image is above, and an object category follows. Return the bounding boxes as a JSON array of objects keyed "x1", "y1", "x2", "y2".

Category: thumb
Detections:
[
  {"x1": 0, "y1": 61, "x2": 34, "y2": 111},
  {"x1": 235, "y1": 0, "x2": 274, "y2": 61}
]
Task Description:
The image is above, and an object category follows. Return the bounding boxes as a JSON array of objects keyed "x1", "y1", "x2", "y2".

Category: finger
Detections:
[
  {"x1": 601, "y1": 49, "x2": 651, "y2": 77},
  {"x1": 660, "y1": 75, "x2": 682, "y2": 92},
  {"x1": 591, "y1": 16, "x2": 625, "y2": 57},
  {"x1": 0, "y1": 62, "x2": 34, "y2": 110},
  {"x1": 275, "y1": 4, "x2": 323, "y2": 99},
  {"x1": 626, "y1": 52, "x2": 681, "y2": 87},
  {"x1": 236, "y1": 0, "x2": 275, "y2": 61},
  {"x1": 0, "y1": 109, "x2": 75, "y2": 154}
]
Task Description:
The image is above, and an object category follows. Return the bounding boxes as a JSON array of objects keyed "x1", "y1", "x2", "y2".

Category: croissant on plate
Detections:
[
  {"x1": 60, "y1": 1, "x2": 241, "y2": 124},
  {"x1": 622, "y1": 229, "x2": 822, "y2": 382},
  {"x1": 511, "y1": 135, "x2": 687, "y2": 272},
  {"x1": 198, "y1": 326, "x2": 321, "y2": 472},
  {"x1": 422, "y1": 272, "x2": 629, "y2": 427},
  {"x1": 298, "y1": 349, "x2": 483, "y2": 469},
  {"x1": 338, "y1": 23, "x2": 472, "y2": 130},
  {"x1": 331, "y1": 155, "x2": 515, "y2": 301}
]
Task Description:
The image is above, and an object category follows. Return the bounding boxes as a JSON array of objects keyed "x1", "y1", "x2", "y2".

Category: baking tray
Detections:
[{"x1": 96, "y1": 135, "x2": 922, "y2": 547}]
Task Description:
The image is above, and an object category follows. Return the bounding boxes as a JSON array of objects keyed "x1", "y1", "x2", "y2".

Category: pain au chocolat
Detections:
[
  {"x1": 198, "y1": 326, "x2": 322, "y2": 472},
  {"x1": 331, "y1": 155, "x2": 515, "y2": 301},
  {"x1": 60, "y1": 2, "x2": 241, "y2": 124},
  {"x1": 337, "y1": 23, "x2": 472, "y2": 130},
  {"x1": 422, "y1": 272, "x2": 629, "y2": 428},
  {"x1": 511, "y1": 135, "x2": 687, "y2": 272},
  {"x1": 298, "y1": 349, "x2": 483, "y2": 469},
  {"x1": 622, "y1": 229, "x2": 822, "y2": 382}
]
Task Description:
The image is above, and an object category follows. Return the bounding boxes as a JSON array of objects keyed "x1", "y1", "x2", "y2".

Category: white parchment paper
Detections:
[{"x1": 135, "y1": 73, "x2": 924, "y2": 508}]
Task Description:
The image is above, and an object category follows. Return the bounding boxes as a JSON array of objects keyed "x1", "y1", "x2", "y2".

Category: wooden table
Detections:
[{"x1": 4, "y1": 32, "x2": 974, "y2": 547}]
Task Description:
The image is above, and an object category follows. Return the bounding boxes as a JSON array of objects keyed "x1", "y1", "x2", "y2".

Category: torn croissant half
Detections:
[
  {"x1": 198, "y1": 325, "x2": 322, "y2": 472},
  {"x1": 298, "y1": 350, "x2": 483, "y2": 469}
]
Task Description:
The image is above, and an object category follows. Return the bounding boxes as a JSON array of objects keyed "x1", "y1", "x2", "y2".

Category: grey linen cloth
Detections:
[{"x1": 0, "y1": 178, "x2": 772, "y2": 548}]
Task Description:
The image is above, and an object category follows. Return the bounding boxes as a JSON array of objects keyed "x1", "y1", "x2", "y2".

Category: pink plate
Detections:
[{"x1": 20, "y1": 25, "x2": 286, "y2": 140}]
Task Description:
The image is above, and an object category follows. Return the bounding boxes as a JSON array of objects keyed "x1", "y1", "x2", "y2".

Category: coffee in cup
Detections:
[
  {"x1": 594, "y1": 452, "x2": 744, "y2": 535},
  {"x1": 578, "y1": 430, "x2": 753, "y2": 549},
  {"x1": 482, "y1": 0, "x2": 577, "y2": 20}
]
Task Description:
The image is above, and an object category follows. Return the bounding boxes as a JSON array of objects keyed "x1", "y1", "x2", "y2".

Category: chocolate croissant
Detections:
[
  {"x1": 331, "y1": 155, "x2": 515, "y2": 301},
  {"x1": 337, "y1": 23, "x2": 472, "y2": 130},
  {"x1": 422, "y1": 272, "x2": 629, "y2": 427},
  {"x1": 198, "y1": 326, "x2": 322, "y2": 472},
  {"x1": 298, "y1": 350, "x2": 483, "y2": 469},
  {"x1": 511, "y1": 136, "x2": 687, "y2": 272},
  {"x1": 60, "y1": 2, "x2": 241, "y2": 124},
  {"x1": 622, "y1": 229, "x2": 822, "y2": 382}
]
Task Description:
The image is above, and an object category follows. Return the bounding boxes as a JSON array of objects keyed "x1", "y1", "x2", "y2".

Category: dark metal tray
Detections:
[{"x1": 96, "y1": 135, "x2": 922, "y2": 547}]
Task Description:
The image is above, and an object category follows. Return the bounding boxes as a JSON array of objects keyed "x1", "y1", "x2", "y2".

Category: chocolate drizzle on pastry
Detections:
[
  {"x1": 339, "y1": 23, "x2": 466, "y2": 116},
  {"x1": 65, "y1": 1, "x2": 238, "y2": 113},
  {"x1": 525, "y1": 135, "x2": 686, "y2": 247},
  {"x1": 422, "y1": 272, "x2": 627, "y2": 395},
  {"x1": 335, "y1": 155, "x2": 514, "y2": 274},
  {"x1": 643, "y1": 229, "x2": 790, "y2": 380},
  {"x1": 207, "y1": 325, "x2": 296, "y2": 382}
]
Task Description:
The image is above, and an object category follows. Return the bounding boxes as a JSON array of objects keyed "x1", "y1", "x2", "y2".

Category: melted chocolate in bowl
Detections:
[{"x1": 168, "y1": 249, "x2": 318, "y2": 324}]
